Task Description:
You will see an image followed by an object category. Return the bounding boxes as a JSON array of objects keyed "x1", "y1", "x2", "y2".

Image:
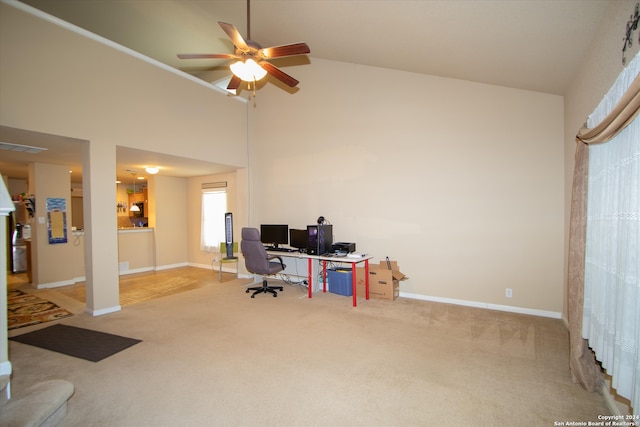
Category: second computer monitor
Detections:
[
  {"x1": 260, "y1": 224, "x2": 288, "y2": 248},
  {"x1": 289, "y1": 229, "x2": 308, "y2": 251}
]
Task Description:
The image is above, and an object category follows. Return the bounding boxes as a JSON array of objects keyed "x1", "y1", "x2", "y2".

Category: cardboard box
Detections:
[
  {"x1": 367, "y1": 267, "x2": 400, "y2": 301},
  {"x1": 355, "y1": 261, "x2": 406, "y2": 301},
  {"x1": 355, "y1": 267, "x2": 368, "y2": 297},
  {"x1": 376, "y1": 260, "x2": 407, "y2": 281}
]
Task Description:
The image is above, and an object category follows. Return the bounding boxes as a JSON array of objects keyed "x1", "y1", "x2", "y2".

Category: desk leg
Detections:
[
  {"x1": 323, "y1": 260, "x2": 327, "y2": 293},
  {"x1": 365, "y1": 259, "x2": 370, "y2": 300},
  {"x1": 351, "y1": 262, "x2": 357, "y2": 307},
  {"x1": 308, "y1": 258, "x2": 313, "y2": 299}
]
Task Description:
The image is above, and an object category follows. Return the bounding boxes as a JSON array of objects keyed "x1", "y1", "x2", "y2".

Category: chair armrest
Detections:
[{"x1": 267, "y1": 255, "x2": 285, "y2": 270}]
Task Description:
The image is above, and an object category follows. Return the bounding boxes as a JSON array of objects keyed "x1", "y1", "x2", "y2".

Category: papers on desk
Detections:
[
  {"x1": 320, "y1": 252, "x2": 367, "y2": 259},
  {"x1": 346, "y1": 252, "x2": 367, "y2": 258}
]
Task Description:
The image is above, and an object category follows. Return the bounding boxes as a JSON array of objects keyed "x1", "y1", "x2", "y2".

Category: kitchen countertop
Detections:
[{"x1": 118, "y1": 227, "x2": 154, "y2": 233}]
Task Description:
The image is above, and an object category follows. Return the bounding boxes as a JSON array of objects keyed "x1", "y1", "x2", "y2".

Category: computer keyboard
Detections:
[{"x1": 265, "y1": 246, "x2": 295, "y2": 252}]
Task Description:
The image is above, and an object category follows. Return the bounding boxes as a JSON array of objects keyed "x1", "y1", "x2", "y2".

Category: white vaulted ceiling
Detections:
[
  {"x1": 1, "y1": 0, "x2": 612, "y2": 182},
  {"x1": 17, "y1": 0, "x2": 611, "y2": 95}
]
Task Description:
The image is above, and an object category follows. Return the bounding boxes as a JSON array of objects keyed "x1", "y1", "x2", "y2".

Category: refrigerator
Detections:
[{"x1": 7, "y1": 201, "x2": 30, "y2": 274}]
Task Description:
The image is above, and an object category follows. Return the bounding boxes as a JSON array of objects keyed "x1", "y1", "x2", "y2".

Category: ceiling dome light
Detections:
[
  {"x1": 230, "y1": 58, "x2": 267, "y2": 82},
  {"x1": 145, "y1": 167, "x2": 159, "y2": 174}
]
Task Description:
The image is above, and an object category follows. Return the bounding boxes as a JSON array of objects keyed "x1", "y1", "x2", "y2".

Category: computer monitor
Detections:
[
  {"x1": 289, "y1": 229, "x2": 308, "y2": 251},
  {"x1": 260, "y1": 224, "x2": 288, "y2": 248}
]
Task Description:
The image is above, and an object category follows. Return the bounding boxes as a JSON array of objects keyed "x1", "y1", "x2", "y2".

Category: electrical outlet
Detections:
[{"x1": 505, "y1": 288, "x2": 512, "y2": 298}]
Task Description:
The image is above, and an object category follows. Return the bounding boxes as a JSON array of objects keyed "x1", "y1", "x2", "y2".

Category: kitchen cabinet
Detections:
[{"x1": 128, "y1": 188, "x2": 148, "y2": 218}]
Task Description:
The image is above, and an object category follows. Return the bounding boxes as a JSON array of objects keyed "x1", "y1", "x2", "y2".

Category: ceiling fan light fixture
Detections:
[
  {"x1": 177, "y1": 0, "x2": 309, "y2": 91},
  {"x1": 145, "y1": 167, "x2": 159, "y2": 174},
  {"x1": 230, "y1": 58, "x2": 267, "y2": 82}
]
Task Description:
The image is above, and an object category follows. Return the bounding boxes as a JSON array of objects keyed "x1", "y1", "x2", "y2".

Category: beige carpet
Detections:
[{"x1": 7, "y1": 268, "x2": 609, "y2": 426}]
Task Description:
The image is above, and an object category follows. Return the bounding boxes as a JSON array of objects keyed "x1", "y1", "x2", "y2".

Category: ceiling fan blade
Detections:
[
  {"x1": 227, "y1": 75, "x2": 242, "y2": 91},
  {"x1": 260, "y1": 62, "x2": 300, "y2": 87},
  {"x1": 177, "y1": 53, "x2": 236, "y2": 60},
  {"x1": 218, "y1": 22, "x2": 249, "y2": 51},
  {"x1": 261, "y1": 43, "x2": 310, "y2": 59}
]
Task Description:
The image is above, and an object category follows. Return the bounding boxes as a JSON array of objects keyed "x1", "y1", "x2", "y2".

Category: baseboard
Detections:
[
  {"x1": 85, "y1": 305, "x2": 121, "y2": 316},
  {"x1": 35, "y1": 279, "x2": 78, "y2": 289},
  {"x1": 188, "y1": 262, "x2": 215, "y2": 270},
  {"x1": 36, "y1": 268, "x2": 163, "y2": 286},
  {"x1": 0, "y1": 365, "x2": 11, "y2": 399},
  {"x1": 400, "y1": 292, "x2": 562, "y2": 319},
  {"x1": 118, "y1": 266, "x2": 155, "y2": 276},
  {"x1": 0, "y1": 361, "x2": 12, "y2": 376},
  {"x1": 155, "y1": 262, "x2": 189, "y2": 271}
]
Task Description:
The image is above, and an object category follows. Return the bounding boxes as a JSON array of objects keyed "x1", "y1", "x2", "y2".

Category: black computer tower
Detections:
[{"x1": 307, "y1": 224, "x2": 333, "y2": 255}]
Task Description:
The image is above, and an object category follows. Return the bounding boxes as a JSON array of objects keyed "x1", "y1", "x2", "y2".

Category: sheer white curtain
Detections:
[{"x1": 583, "y1": 52, "x2": 640, "y2": 412}]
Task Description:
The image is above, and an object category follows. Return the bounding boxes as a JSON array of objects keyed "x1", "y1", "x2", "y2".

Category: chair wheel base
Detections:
[{"x1": 246, "y1": 280, "x2": 284, "y2": 298}]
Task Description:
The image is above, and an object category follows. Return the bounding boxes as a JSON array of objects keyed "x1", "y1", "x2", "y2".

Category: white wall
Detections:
[
  {"x1": 29, "y1": 162, "x2": 79, "y2": 286},
  {"x1": 0, "y1": 3, "x2": 247, "y2": 166},
  {"x1": 251, "y1": 59, "x2": 565, "y2": 315},
  {"x1": 152, "y1": 175, "x2": 189, "y2": 269}
]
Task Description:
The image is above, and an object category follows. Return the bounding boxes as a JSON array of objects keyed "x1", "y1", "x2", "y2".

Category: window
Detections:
[
  {"x1": 201, "y1": 189, "x2": 227, "y2": 252},
  {"x1": 579, "y1": 51, "x2": 640, "y2": 411}
]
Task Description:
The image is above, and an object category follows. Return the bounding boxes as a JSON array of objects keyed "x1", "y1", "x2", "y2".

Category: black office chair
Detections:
[{"x1": 241, "y1": 227, "x2": 286, "y2": 298}]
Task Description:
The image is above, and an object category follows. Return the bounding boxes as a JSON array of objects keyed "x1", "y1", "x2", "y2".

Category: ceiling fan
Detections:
[{"x1": 177, "y1": 0, "x2": 310, "y2": 93}]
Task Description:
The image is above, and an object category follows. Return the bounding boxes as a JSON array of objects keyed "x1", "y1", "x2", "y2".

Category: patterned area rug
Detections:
[{"x1": 8, "y1": 289, "x2": 73, "y2": 330}]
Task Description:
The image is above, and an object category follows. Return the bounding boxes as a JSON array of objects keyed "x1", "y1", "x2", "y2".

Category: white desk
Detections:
[{"x1": 266, "y1": 250, "x2": 373, "y2": 307}]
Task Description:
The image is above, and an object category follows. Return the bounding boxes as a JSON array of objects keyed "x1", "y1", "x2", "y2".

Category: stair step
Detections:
[{"x1": 0, "y1": 379, "x2": 74, "y2": 427}]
